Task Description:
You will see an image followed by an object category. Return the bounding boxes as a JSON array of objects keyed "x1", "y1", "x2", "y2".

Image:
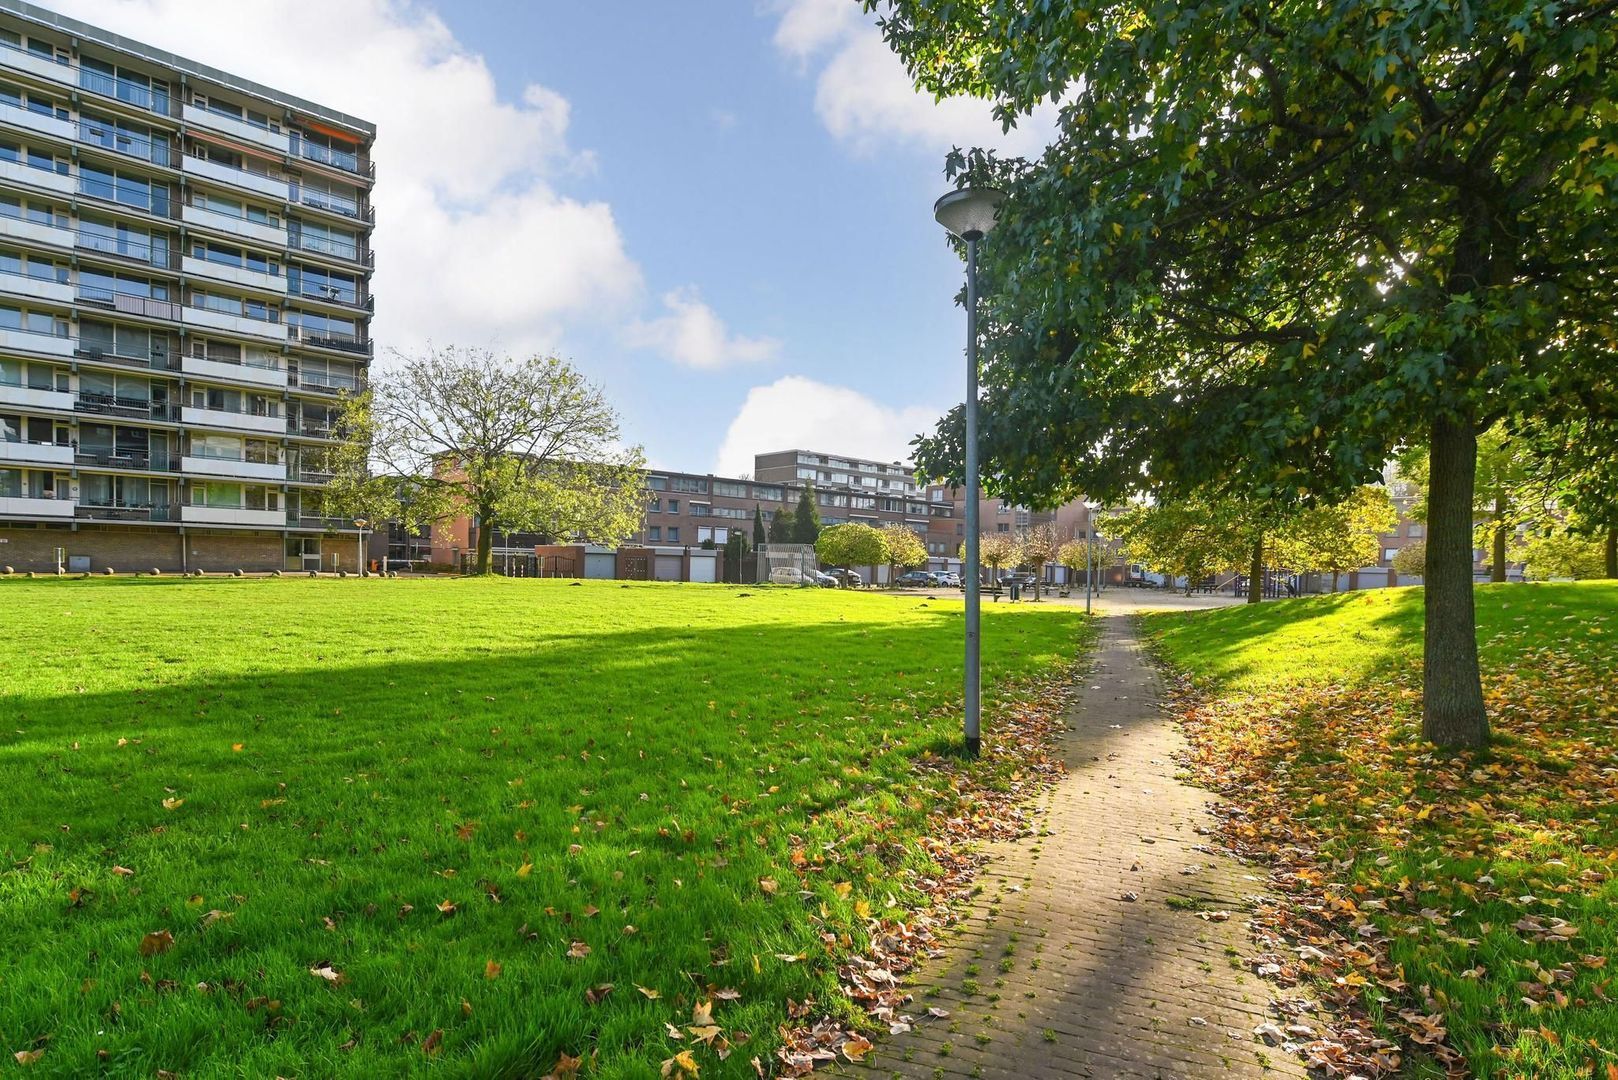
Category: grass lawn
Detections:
[
  {"x1": 1146, "y1": 583, "x2": 1618, "y2": 1079},
  {"x1": 0, "y1": 578, "x2": 1088, "y2": 1078}
]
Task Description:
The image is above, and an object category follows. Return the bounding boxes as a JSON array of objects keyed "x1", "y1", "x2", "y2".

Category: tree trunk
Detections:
[
  {"x1": 1423, "y1": 414, "x2": 1488, "y2": 748},
  {"x1": 1491, "y1": 492, "x2": 1508, "y2": 583},
  {"x1": 475, "y1": 514, "x2": 493, "y2": 575},
  {"x1": 1246, "y1": 535, "x2": 1264, "y2": 604},
  {"x1": 1606, "y1": 526, "x2": 1617, "y2": 579}
]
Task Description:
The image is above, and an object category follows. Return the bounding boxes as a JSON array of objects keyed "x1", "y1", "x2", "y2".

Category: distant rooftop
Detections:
[{"x1": 0, "y1": 0, "x2": 374, "y2": 138}]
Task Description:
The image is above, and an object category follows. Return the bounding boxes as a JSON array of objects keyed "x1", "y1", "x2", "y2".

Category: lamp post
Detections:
[
  {"x1": 934, "y1": 186, "x2": 1004, "y2": 759},
  {"x1": 1084, "y1": 508, "x2": 1094, "y2": 615},
  {"x1": 353, "y1": 518, "x2": 368, "y2": 575}
]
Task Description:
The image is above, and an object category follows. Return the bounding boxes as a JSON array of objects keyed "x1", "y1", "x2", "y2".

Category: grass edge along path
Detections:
[{"x1": 1143, "y1": 583, "x2": 1618, "y2": 1080}]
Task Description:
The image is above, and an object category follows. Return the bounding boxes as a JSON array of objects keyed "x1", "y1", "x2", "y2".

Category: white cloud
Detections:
[
  {"x1": 48, "y1": 0, "x2": 647, "y2": 357},
  {"x1": 770, "y1": 0, "x2": 1057, "y2": 157},
  {"x1": 715, "y1": 376, "x2": 940, "y2": 476},
  {"x1": 624, "y1": 287, "x2": 780, "y2": 370}
]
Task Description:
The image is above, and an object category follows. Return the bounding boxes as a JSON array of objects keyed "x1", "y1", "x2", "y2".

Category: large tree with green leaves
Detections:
[
  {"x1": 815, "y1": 522, "x2": 888, "y2": 570},
  {"x1": 792, "y1": 485, "x2": 822, "y2": 544},
  {"x1": 887, "y1": 1, "x2": 1618, "y2": 747},
  {"x1": 1274, "y1": 485, "x2": 1400, "y2": 591},
  {"x1": 767, "y1": 507, "x2": 795, "y2": 545},
  {"x1": 878, "y1": 523, "x2": 928, "y2": 585},
  {"x1": 350, "y1": 347, "x2": 646, "y2": 575}
]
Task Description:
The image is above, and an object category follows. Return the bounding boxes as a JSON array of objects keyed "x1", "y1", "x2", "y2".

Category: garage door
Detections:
[
  {"x1": 584, "y1": 552, "x2": 616, "y2": 579},
  {"x1": 688, "y1": 553, "x2": 716, "y2": 583},
  {"x1": 654, "y1": 555, "x2": 682, "y2": 581}
]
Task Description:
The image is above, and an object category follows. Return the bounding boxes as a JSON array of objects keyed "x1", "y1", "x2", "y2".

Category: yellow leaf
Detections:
[
  {"x1": 1375, "y1": 10, "x2": 1394, "y2": 26},
  {"x1": 162, "y1": 797, "x2": 184, "y2": 811},
  {"x1": 1578, "y1": 136, "x2": 1600, "y2": 153},
  {"x1": 1383, "y1": 84, "x2": 1400, "y2": 104},
  {"x1": 484, "y1": 959, "x2": 502, "y2": 980},
  {"x1": 14, "y1": 1049, "x2": 45, "y2": 1066},
  {"x1": 1416, "y1": 805, "x2": 1432, "y2": 821},
  {"x1": 516, "y1": 862, "x2": 532, "y2": 878}
]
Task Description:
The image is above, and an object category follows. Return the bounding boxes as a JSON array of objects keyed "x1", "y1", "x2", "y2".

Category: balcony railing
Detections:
[
  {"x1": 190, "y1": 295, "x2": 281, "y2": 323},
  {"x1": 288, "y1": 232, "x2": 361, "y2": 261},
  {"x1": 288, "y1": 371, "x2": 363, "y2": 395},
  {"x1": 77, "y1": 501, "x2": 177, "y2": 521},
  {"x1": 77, "y1": 286, "x2": 181, "y2": 321},
  {"x1": 292, "y1": 186, "x2": 374, "y2": 224},
  {"x1": 291, "y1": 137, "x2": 372, "y2": 178},
  {"x1": 73, "y1": 449, "x2": 175, "y2": 471},
  {"x1": 187, "y1": 447, "x2": 281, "y2": 466},
  {"x1": 289, "y1": 325, "x2": 370, "y2": 355},
  {"x1": 74, "y1": 393, "x2": 179, "y2": 422},
  {"x1": 74, "y1": 344, "x2": 176, "y2": 371},
  {"x1": 78, "y1": 68, "x2": 177, "y2": 117},
  {"x1": 75, "y1": 228, "x2": 173, "y2": 269},
  {"x1": 295, "y1": 468, "x2": 335, "y2": 483},
  {"x1": 78, "y1": 121, "x2": 173, "y2": 167},
  {"x1": 288, "y1": 422, "x2": 338, "y2": 439},
  {"x1": 77, "y1": 175, "x2": 175, "y2": 218}
]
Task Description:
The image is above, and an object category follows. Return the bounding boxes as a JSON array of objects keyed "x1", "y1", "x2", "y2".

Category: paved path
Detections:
[{"x1": 854, "y1": 615, "x2": 1308, "y2": 1079}]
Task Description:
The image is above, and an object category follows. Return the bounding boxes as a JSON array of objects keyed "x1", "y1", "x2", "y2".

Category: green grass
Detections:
[
  {"x1": 0, "y1": 578, "x2": 1089, "y2": 1078},
  {"x1": 1146, "y1": 583, "x2": 1618, "y2": 1078}
]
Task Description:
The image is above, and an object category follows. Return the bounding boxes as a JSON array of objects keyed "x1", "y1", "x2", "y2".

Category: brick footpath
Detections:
[{"x1": 852, "y1": 615, "x2": 1309, "y2": 1079}]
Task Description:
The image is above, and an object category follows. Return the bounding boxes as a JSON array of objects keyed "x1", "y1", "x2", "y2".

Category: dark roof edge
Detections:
[{"x1": 0, "y1": 0, "x2": 375, "y2": 138}]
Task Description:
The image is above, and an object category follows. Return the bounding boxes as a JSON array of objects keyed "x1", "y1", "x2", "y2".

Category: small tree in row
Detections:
[{"x1": 879, "y1": 523, "x2": 927, "y2": 586}]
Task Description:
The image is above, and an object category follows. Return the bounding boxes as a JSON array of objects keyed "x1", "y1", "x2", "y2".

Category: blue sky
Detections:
[{"x1": 58, "y1": 0, "x2": 1052, "y2": 475}]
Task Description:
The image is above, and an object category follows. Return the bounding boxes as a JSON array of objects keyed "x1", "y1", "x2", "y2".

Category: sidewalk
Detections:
[{"x1": 853, "y1": 615, "x2": 1308, "y2": 1078}]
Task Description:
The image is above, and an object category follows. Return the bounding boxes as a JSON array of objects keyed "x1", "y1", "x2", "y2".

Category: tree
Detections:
[
  {"x1": 792, "y1": 485, "x2": 821, "y2": 544},
  {"x1": 1517, "y1": 414, "x2": 1618, "y2": 579},
  {"x1": 1273, "y1": 486, "x2": 1399, "y2": 592},
  {"x1": 752, "y1": 505, "x2": 767, "y2": 547},
  {"x1": 1399, "y1": 428, "x2": 1549, "y2": 582},
  {"x1": 1392, "y1": 541, "x2": 1427, "y2": 579},
  {"x1": 1106, "y1": 501, "x2": 1252, "y2": 596},
  {"x1": 887, "y1": 3, "x2": 1617, "y2": 747},
  {"x1": 768, "y1": 507, "x2": 795, "y2": 545},
  {"x1": 815, "y1": 522, "x2": 887, "y2": 572},
  {"x1": 879, "y1": 523, "x2": 927, "y2": 586},
  {"x1": 351, "y1": 347, "x2": 645, "y2": 575},
  {"x1": 1057, "y1": 537, "x2": 1109, "y2": 590},
  {"x1": 970, "y1": 531, "x2": 1022, "y2": 586},
  {"x1": 1511, "y1": 530, "x2": 1606, "y2": 581},
  {"x1": 1020, "y1": 523, "x2": 1062, "y2": 599},
  {"x1": 723, "y1": 530, "x2": 752, "y2": 582}
]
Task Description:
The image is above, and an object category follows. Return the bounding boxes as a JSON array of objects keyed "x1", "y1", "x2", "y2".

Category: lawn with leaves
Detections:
[
  {"x1": 0, "y1": 577, "x2": 1088, "y2": 1078},
  {"x1": 1146, "y1": 583, "x2": 1618, "y2": 1080}
]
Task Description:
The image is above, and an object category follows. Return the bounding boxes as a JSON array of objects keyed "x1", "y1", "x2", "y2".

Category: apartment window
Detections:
[
  {"x1": 289, "y1": 264, "x2": 355, "y2": 302},
  {"x1": 1384, "y1": 548, "x2": 1400, "y2": 563},
  {"x1": 997, "y1": 523, "x2": 1010, "y2": 533},
  {"x1": 0, "y1": 193, "x2": 67, "y2": 229},
  {"x1": 297, "y1": 175, "x2": 359, "y2": 217},
  {"x1": 647, "y1": 475, "x2": 668, "y2": 491},
  {"x1": 690, "y1": 503, "x2": 711, "y2": 517},
  {"x1": 1407, "y1": 524, "x2": 1424, "y2": 538},
  {"x1": 79, "y1": 215, "x2": 168, "y2": 266},
  {"x1": 648, "y1": 497, "x2": 661, "y2": 513},
  {"x1": 648, "y1": 525, "x2": 661, "y2": 542},
  {"x1": 696, "y1": 527, "x2": 729, "y2": 545},
  {"x1": 80, "y1": 57, "x2": 170, "y2": 114},
  {"x1": 80, "y1": 113, "x2": 169, "y2": 166},
  {"x1": 290, "y1": 218, "x2": 356, "y2": 258},
  {"x1": 79, "y1": 164, "x2": 169, "y2": 215},
  {"x1": 192, "y1": 190, "x2": 279, "y2": 227},
  {"x1": 671, "y1": 476, "x2": 707, "y2": 494},
  {"x1": 80, "y1": 267, "x2": 170, "y2": 302},
  {"x1": 192, "y1": 241, "x2": 279, "y2": 276},
  {"x1": 0, "y1": 305, "x2": 66, "y2": 336},
  {"x1": 666, "y1": 527, "x2": 678, "y2": 542},
  {"x1": 79, "y1": 319, "x2": 167, "y2": 363},
  {"x1": 190, "y1": 338, "x2": 243, "y2": 365},
  {"x1": 0, "y1": 249, "x2": 65, "y2": 283},
  {"x1": 191, "y1": 433, "x2": 243, "y2": 460},
  {"x1": 667, "y1": 499, "x2": 678, "y2": 513},
  {"x1": 753, "y1": 485, "x2": 783, "y2": 502},
  {"x1": 192, "y1": 289, "x2": 279, "y2": 323},
  {"x1": 714, "y1": 481, "x2": 748, "y2": 498},
  {"x1": 288, "y1": 309, "x2": 356, "y2": 341},
  {"x1": 191, "y1": 92, "x2": 279, "y2": 133}
]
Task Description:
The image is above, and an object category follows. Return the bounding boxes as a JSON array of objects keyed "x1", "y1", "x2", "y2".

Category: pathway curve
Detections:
[{"x1": 854, "y1": 614, "x2": 1309, "y2": 1079}]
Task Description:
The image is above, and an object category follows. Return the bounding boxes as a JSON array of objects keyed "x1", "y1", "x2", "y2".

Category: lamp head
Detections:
[{"x1": 933, "y1": 187, "x2": 1005, "y2": 241}]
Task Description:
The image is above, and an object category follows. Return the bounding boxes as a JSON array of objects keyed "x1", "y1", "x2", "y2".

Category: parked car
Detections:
[
  {"x1": 999, "y1": 571, "x2": 1038, "y2": 587},
  {"x1": 823, "y1": 567, "x2": 863, "y2": 588},
  {"x1": 810, "y1": 570, "x2": 839, "y2": 588},
  {"x1": 770, "y1": 566, "x2": 812, "y2": 585},
  {"x1": 934, "y1": 571, "x2": 961, "y2": 587},
  {"x1": 897, "y1": 570, "x2": 934, "y2": 587}
]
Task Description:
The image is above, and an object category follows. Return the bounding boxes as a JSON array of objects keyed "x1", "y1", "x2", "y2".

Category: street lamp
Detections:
[
  {"x1": 353, "y1": 518, "x2": 368, "y2": 575},
  {"x1": 935, "y1": 186, "x2": 1004, "y2": 759}
]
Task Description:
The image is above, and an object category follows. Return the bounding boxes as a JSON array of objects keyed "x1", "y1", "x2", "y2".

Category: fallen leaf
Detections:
[
  {"x1": 309, "y1": 961, "x2": 345, "y2": 984},
  {"x1": 484, "y1": 959, "x2": 502, "y2": 980},
  {"x1": 585, "y1": 983, "x2": 614, "y2": 1004},
  {"x1": 567, "y1": 940, "x2": 591, "y2": 959},
  {"x1": 139, "y1": 929, "x2": 174, "y2": 956},
  {"x1": 758, "y1": 877, "x2": 778, "y2": 896},
  {"x1": 161, "y1": 797, "x2": 184, "y2": 811},
  {"x1": 842, "y1": 1034, "x2": 874, "y2": 1062},
  {"x1": 13, "y1": 1049, "x2": 44, "y2": 1066},
  {"x1": 661, "y1": 1049, "x2": 700, "y2": 1077},
  {"x1": 422, "y1": 1029, "x2": 443, "y2": 1057},
  {"x1": 111, "y1": 865, "x2": 135, "y2": 877},
  {"x1": 637, "y1": 985, "x2": 661, "y2": 999}
]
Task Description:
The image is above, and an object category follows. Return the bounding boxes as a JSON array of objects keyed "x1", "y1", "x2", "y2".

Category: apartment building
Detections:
[
  {"x1": 0, "y1": 1, "x2": 374, "y2": 573},
  {"x1": 754, "y1": 449, "x2": 922, "y2": 501}
]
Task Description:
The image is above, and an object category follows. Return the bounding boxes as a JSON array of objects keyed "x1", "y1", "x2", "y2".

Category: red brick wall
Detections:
[{"x1": 0, "y1": 526, "x2": 283, "y2": 573}]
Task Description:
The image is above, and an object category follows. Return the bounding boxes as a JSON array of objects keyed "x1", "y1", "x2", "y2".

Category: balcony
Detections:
[
  {"x1": 292, "y1": 185, "x2": 370, "y2": 222},
  {"x1": 74, "y1": 392, "x2": 171, "y2": 421},
  {"x1": 181, "y1": 453, "x2": 285, "y2": 482},
  {"x1": 288, "y1": 324, "x2": 371, "y2": 356},
  {"x1": 74, "y1": 343, "x2": 176, "y2": 372},
  {"x1": 0, "y1": 157, "x2": 73, "y2": 196},
  {"x1": 180, "y1": 352, "x2": 286, "y2": 390},
  {"x1": 288, "y1": 231, "x2": 366, "y2": 265},
  {"x1": 76, "y1": 286, "x2": 182, "y2": 322},
  {"x1": 181, "y1": 405, "x2": 284, "y2": 436},
  {"x1": 77, "y1": 121, "x2": 173, "y2": 168},
  {"x1": 78, "y1": 68, "x2": 176, "y2": 118},
  {"x1": 286, "y1": 422, "x2": 339, "y2": 440},
  {"x1": 287, "y1": 371, "x2": 363, "y2": 397},
  {"x1": 182, "y1": 203, "x2": 287, "y2": 247},
  {"x1": 0, "y1": 325, "x2": 73, "y2": 358},
  {"x1": 76, "y1": 501, "x2": 176, "y2": 522},
  {"x1": 182, "y1": 303, "x2": 286, "y2": 342},
  {"x1": 293, "y1": 467, "x2": 334, "y2": 484},
  {"x1": 0, "y1": 493, "x2": 74, "y2": 518},
  {"x1": 291, "y1": 281, "x2": 372, "y2": 312},
  {"x1": 7, "y1": 215, "x2": 74, "y2": 252},
  {"x1": 182, "y1": 154, "x2": 289, "y2": 201},
  {"x1": 292, "y1": 514, "x2": 353, "y2": 531},
  {"x1": 75, "y1": 229, "x2": 173, "y2": 270},
  {"x1": 77, "y1": 174, "x2": 174, "y2": 217},
  {"x1": 0, "y1": 270, "x2": 73, "y2": 306},
  {"x1": 182, "y1": 255, "x2": 286, "y2": 295},
  {"x1": 290, "y1": 136, "x2": 373, "y2": 180},
  {"x1": 0, "y1": 381, "x2": 74, "y2": 412},
  {"x1": 0, "y1": 41, "x2": 72, "y2": 87},
  {"x1": 182, "y1": 103, "x2": 290, "y2": 154},
  {"x1": 74, "y1": 449, "x2": 174, "y2": 472},
  {"x1": 0, "y1": 100, "x2": 75, "y2": 141},
  {"x1": 0, "y1": 439, "x2": 73, "y2": 466},
  {"x1": 181, "y1": 504, "x2": 286, "y2": 528}
]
